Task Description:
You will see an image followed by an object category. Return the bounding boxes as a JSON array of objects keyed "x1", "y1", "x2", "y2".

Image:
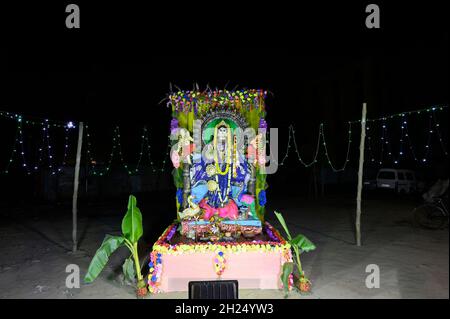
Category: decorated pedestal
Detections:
[{"x1": 148, "y1": 223, "x2": 293, "y2": 293}]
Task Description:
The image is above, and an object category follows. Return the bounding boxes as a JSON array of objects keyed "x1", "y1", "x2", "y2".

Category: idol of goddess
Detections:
[{"x1": 190, "y1": 120, "x2": 252, "y2": 221}]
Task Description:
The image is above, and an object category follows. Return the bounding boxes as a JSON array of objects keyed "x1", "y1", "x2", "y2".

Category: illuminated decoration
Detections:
[
  {"x1": 278, "y1": 122, "x2": 352, "y2": 172},
  {"x1": 432, "y1": 111, "x2": 448, "y2": 156},
  {"x1": 84, "y1": 124, "x2": 98, "y2": 175},
  {"x1": 280, "y1": 105, "x2": 448, "y2": 170},
  {"x1": 366, "y1": 125, "x2": 375, "y2": 163},
  {"x1": 1, "y1": 115, "x2": 73, "y2": 175},
  {"x1": 321, "y1": 123, "x2": 352, "y2": 172},
  {"x1": 4, "y1": 120, "x2": 21, "y2": 174},
  {"x1": 147, "y1": 88, "x2": 300, "y2": 294},
  {"x1": 364, "y1": 106, "x2": 448, "y2": 166},
  {"x1": 279, "y1": 125, "x2": 321, "y2": 168},
  {"x1": 169, "y1": 88, "x2": 269, "y2": 222},
  {"x1": 60, "y1": 127, "x2": 70, "y2": 170},
  {"x1": 33, "y1": 124, "x2": 46, "y2": 171},
  {"x1": 403, "y1": 118, "x2": 419, "y2": 163},
  {"x1": 381, "y1": 121, "x2": 388, "y2": 164},
  {"x1": 167, "y1": 89, "x2": 267, "y2": 115},
  {"x1": 349, "y1": 105, "x2": 448, "y2": 123},
  {"x1": 0, "y1": 110, "x2": 68, "y2": 128},
  {"x1": 84, "y1": 125, "x2": 171, "y2": 176},
  {"x1": 44, "y1": 120, "x2": 56, "y2": 175},
  {"x1": 1, "y1": 105, "x2": 447, "y2": 175},
  {"x1": 134, "y1": 126, "x2": 150, "y2": 173},
  {"x1": 17, "y1": 120, "x2": 30, "y2": 175}
]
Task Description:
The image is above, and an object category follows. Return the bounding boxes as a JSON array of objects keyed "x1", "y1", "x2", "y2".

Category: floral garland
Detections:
[
  {"x1": 148, "y1": 251, "x2": 163, "y2": 293},
  {"x1": 214, "y1": 250, "x2": 226, "y2": 276},
  {"x1": 151, "y1": 222, "x2": 290, "y2": 255},
  {"x1": 168, "y1": 89, "x2": 267, "y2": 114}
]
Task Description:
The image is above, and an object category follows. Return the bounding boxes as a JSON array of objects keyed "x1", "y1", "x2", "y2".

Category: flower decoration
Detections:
[
  {"x1": 176, "y1": 188, "x2": 183, "y2": 206},
  {"x1": 206, "y1": 164, "x2": 216, "y2": 177},
  {"x1": 258, "y1": 190, "x2": 267, "y2": 206},
  {"x1": 265, "y1": 224, "x2": 279, "y2": 242},
  {"x1": 259, "y1": 118, "x2": 268, "y2": 129},
  {"x1": 168, "y1": 89, "x2": 267, "y2": 114},
  {"x1": 214, "y1": 250, "x2": 226, "y2": 276},
  {"x1": 170, "y1": 118, "x2": 179, "y2": 135},
  {"x1": 153, "y1": 223, "x2": 287, "y2": 254},
  {"x1": 170, "y1": 150, "x2": 180, "y2": 168},
  {"x1": 240, "y1": 194, "x2": 254, "y2": 204},
  {"x1": 147, "y1": 251, "x2": 163, "y2": 293},
  {"x1": 166, "y1": 223, "x2": 177, "y2": 242}
]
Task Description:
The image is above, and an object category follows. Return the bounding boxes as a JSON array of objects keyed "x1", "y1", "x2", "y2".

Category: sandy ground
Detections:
[{"x1": 0, "y1": 193, "x2": 448, "y2": 299}]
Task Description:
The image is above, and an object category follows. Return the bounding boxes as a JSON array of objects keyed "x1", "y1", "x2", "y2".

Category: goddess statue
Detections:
[{"x1": 189, "y1": 120, "x2": 252, "y2": 221}]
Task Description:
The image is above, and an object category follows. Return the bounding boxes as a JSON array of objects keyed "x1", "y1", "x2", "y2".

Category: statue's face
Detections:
[{"x1": 218, "y1": 126, "x2": 228, "y2": 141}]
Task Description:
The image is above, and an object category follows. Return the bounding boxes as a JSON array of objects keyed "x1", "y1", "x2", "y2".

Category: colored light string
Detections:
[
  {"x1": 279, "y1": 125, "x2": 321, "y2": 168},
  {"x1": 278, "y1": 122, "x2": 352, "y2": 172},
  {"x1": 320, "y1": 122, "x2": 352, "y2": 172}
]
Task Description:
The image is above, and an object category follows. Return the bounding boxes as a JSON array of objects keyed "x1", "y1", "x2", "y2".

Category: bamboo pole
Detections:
[
  {"x1": 356, "y1": 104, "x2": 367, "y2": 246},
  {"x1": 72, "y1": 122, "x2": 84, "y2": 252}
]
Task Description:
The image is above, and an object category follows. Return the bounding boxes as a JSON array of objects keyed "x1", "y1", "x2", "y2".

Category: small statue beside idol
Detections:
[
  {"x1": 186, "y1": 228, "x2": 196, "y2": 240},
  {"x1": 221, "y1": 231, "x2": 234, "y2": 242}
]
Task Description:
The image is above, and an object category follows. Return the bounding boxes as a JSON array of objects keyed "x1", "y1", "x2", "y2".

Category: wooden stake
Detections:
[
  {"x1": 356, "y1": 104, "x2": 367, "y2": 246},
  {"x1": 72, "y1": 122, "x2": 84, "y2": 252}
]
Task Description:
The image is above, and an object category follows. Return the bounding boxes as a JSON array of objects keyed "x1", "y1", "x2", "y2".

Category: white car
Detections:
[{"x1": 376, "y1": 168, "x2": 417, "y2": 193}]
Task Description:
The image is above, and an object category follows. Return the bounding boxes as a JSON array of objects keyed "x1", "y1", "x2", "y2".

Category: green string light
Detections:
[
  {"x1": 83, "y1": 125, "x2": 172, "y2": 177},
  {"x1": 2, "y1": 105, "x2": 448, "y2": 175},
  {"x1": 320, "y1": 122, "x2": 352, "y2": 172}
]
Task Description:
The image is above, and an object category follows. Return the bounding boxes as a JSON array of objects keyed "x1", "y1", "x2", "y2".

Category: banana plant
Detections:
[
  {"x1": 84, "y1": 195, "x2": 147, "y2": 296},
  {"x1": 274, "y1": 211, "x2": 316, "y2": 297}
]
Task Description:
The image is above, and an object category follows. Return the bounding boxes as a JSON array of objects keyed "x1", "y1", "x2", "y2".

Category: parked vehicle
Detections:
[
  {"x1": 363, "y1": 178, "x2": 377, "y2": 190},
  {"x1": 363, "y1": 170, "x2": 377, "y2": 190},
  {"x1": 376, "y1": 168, "x2": 417, "y2": 193}
]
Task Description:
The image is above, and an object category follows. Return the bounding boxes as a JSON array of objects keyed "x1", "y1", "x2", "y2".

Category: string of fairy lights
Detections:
[
  {"x1": 277, "y1": 122, "x2": 352, "y2": 172},
  {"x1": 1, "y1": 105, "x2": 448, "y2": 176},
  {"x1": 271, "y1": 105, "x2": 448, "y2": 170},
  {"x1": 363, "y1": 106, "x2": 448, "y2": 167},
  {"x1": 83, "y1": 125, "x2": 171, "y2": 176}
]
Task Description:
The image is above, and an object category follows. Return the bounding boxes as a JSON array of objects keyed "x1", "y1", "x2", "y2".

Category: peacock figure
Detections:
[{"x1": 179, "y1": 195, "x2": 201, "y2": 220}]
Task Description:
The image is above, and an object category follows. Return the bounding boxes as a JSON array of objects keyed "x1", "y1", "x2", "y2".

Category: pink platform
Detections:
[
  {"x1": 148, "y1": 223, "x2": 292, "y2": 293},
  {"x1": 160, "y1": 250, "x2": 284, "y2": 292}
]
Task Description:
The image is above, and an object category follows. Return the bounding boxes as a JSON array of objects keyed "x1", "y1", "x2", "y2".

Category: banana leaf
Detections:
[
  {"x1": 281, "y1": 262, "x2": 294, "y2": 297},
  {"x1": 290, "y1": 234, "x2": 316, "y2": 253},
  {"x1": 84, "y1": 235, "x2": 125, "y2": 283},
  {"x1": 274, "y1": 211, "x2": 292, "y2": 240},
  {"x1": 122, "y1": 257, "x2": 136, "y2": 283},
  {"x1": 172, "y1": 168, "x2": 184, "y2": 188},
  {"x1": 121, "y1": 195, "x2": 143, "y2": 243},
  {"x1": 256, "y1": 171, "x2": 268, "y2": 190}
]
